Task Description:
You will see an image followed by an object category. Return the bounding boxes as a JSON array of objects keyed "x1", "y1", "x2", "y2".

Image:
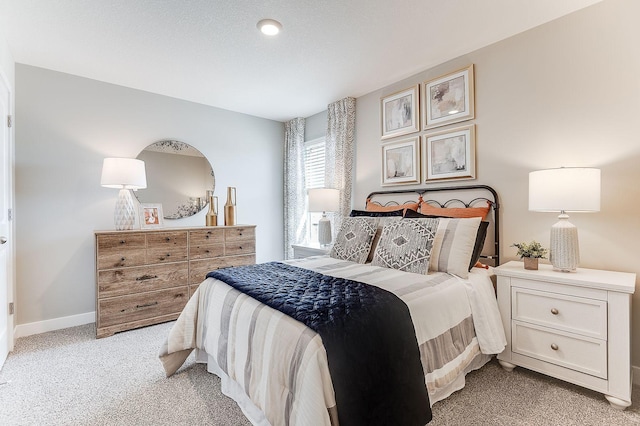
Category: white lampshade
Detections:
[
  {"x1": 308, "y1": 188, "x2": 340, "y2": 246},
  {"x1": 101, "y1": 158, "x2": 147, "y2": 190},
  {"x1": 529, "y1": 167, "x2": 600, "y2": 213},
  {"x1": 101, "y1": 158, "x2": 147, "y2": 231},
  {"x1": 528, "y1": 167, "x2": 600, "y2": 272},
  {"x1": 308, "y1": 188, "x2": 340, "y2": 213}
]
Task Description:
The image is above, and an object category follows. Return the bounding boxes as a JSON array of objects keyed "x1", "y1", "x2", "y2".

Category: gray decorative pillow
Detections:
[
  {"x1": 372, "y1": 218, "x2": 439, "y2": 274},
  {"x1": 329, "y1": 217, "x2": 378, "y2": 264},
  {"x1": 429, "y1": 217, "x2": 481, "y2": 279}
]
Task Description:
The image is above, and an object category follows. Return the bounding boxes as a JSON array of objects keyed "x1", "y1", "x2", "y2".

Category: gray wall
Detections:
[
  {"x1": 15, "y1": 65, "x2": 284, "y2": 330},
  {"x1": 354, "y1": 0, "x2": 640, "y2": 364},
  {"x1": 304, "y1": 110, "x2": 327, "y2": 142}
]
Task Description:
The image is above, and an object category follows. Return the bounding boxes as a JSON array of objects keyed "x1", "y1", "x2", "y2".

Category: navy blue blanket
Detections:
[{"x1": 207, "y1": 262, "x2": 432, "y2": 426}]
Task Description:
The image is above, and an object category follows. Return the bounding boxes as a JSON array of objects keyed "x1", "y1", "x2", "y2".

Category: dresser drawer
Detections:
[
  {"x1": 512, "y1": 321, "x2": 607, "y2": 379},
  {"x1": 225, "y1": 226, "x2": 255, "y2": 242},
  {"x1": 225, "y1": 240, "x2": 256, "y2": 256},
  {"x1": 97, "y1": 250, "x2": 146, "y2": 269},
  {"x1": 97, "y1": 233, "x2": 146, "y2": 252},
  {"x1": 189, "y1": 243, "x2": 225, "y2": 260},
  {"x1": 98, "y1": 286, "x2": 189, "y2": 328},
  {"x1": 147, "y1": 231, "x2": 187, "y2": 248},
  {"x1": 146, "y1": 247, "x2": 188, "y2": 264},
  {"x1": 190, "y1": 229, "x2": 224, "y2": 245},
  {"x1": 97, "y1": 263, "x2": 189, "y2": 298},
  {"x1": 189, "y1": 254, "x2": 256, "y2": 284},
  {"x1": 512, "y1": 287, "x2": 607, "y2": 339}
]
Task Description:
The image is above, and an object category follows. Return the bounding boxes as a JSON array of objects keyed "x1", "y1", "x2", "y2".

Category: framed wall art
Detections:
[
  {"x1": 381, "y1": 137, "x2": 420, "y2": 186},
  {"x1": 381, "y1": 84, "x2": 420, "y2": 139},
  {"x1": 423, "y1": 64, "x2": 474, "y2": 129},
  {"x1": 139, "y1": 203, "x2": 164, "y2": 229},
  {"x1": 423, "y1": 124, "x2": 475, "y2": 182}
]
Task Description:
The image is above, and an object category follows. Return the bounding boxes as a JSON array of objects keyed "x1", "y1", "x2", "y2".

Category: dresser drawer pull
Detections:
[
  {"x1": 551, "y1": 343, "x2": 559, "y2": 351},
  {"x1": 136, "y1": 301, "x2": 159, "y2": 309},
  {"x1": 120, "y1": 240, "x2": 126, "y2": 244},
  {"x1": 120, "y1": 257, "x2": 126, "y2": 262},
  {"x1": 239, "y1": 246, "x2": 243, "y2": 249},
  {"x1": 551, "y1": 308, "x2": 559, "y2": 315},
  {"x1": 135, "y1": 274, "x2": 158, "y2": 281},
  {"x1": 165, "y1": 237, "x2": 171, "y2": 242}
]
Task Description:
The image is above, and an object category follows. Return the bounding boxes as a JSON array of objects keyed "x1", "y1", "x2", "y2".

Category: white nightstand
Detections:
[
  {"x1": 495, "y1": 261, "x2": 636, "y2": 410},
  {"x1": 292, "y1": 243, "x2": 331, "y2": 259}
]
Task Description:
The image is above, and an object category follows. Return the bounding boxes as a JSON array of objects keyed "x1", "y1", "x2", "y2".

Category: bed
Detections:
[{"x1": 160, "y1": 185, "x2": 507, "y2": 425}]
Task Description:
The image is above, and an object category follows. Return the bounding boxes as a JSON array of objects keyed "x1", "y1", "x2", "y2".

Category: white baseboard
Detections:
[{"x1": 14, "y1": 311, "x2": 95, "y2": 339}]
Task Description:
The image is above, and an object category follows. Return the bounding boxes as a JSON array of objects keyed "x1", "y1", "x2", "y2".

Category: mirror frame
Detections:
[{"x1": 135, "y1": 140, "x2": 215, "y2": 219}]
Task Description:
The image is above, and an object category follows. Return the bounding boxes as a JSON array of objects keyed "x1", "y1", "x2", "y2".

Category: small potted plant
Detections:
[{"x1": 511, "y1": 240, "x2": 548, "y2": 270}]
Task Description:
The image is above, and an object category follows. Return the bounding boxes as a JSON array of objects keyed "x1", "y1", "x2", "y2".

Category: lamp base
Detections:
[
  {"x1": 549, "y1": 213, "x2": 579, "y2": 272},
  {"x1": 318, "y1": 214, "x2": 332, "y2": 246},
  {"x1": 115, "y1": 188, "x2": 137, "y2": 231}
]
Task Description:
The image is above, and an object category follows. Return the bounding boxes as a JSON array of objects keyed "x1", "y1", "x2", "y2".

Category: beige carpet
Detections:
[{"x1": 1, "y1": 322, "x2": 639, "y2": 425}]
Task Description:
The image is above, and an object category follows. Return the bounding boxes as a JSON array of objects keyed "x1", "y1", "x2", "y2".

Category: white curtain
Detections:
[
  {"x1": 284, "y1": 117, "x2": 306, "y2": 259},
  {"x1": 325, "y1": 97, "x2": 356, "y2": 234}
]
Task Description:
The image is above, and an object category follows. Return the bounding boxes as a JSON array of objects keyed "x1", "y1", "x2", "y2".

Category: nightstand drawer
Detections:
[
  {"x1": 513, "y1": 321, "x2": 607, "y2": 379},
  {"x1": 512, "y1": 287, "x2": 607, "y2": 339}
]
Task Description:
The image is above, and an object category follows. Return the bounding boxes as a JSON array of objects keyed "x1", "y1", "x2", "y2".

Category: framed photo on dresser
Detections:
[{"x1": 140, "y1": 203, "x2": 164, "y2": 229}]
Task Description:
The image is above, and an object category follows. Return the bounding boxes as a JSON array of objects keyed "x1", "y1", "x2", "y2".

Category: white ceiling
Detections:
[{"x1": 0, "y1": 0, "x2": 601, "y2": 122}]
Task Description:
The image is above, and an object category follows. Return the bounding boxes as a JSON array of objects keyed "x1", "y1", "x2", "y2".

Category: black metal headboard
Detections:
[{"x1": 365, "y1": 185, "x2": 500, "y2": 266}]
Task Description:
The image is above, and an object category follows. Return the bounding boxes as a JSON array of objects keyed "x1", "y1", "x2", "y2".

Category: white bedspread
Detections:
[{"x1": 160, "y1": 257, "x2": 506, "y2": 425}]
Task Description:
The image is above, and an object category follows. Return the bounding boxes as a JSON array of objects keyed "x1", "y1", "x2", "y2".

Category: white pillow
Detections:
[
  {"x1": 371, "y1": 218, "x2": 439, "y2": 274},
  {"x1": 329, "y1": 217, "x2": 378, "y2": 264},
  {"x1": 429, "y1": 217, "x2": 481, "y2": 279}
]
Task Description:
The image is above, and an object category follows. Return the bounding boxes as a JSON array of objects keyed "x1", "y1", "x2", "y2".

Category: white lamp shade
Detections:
[
  {"x1": 529, "y1": 167, "x2": 600, "y2": 212},
  {"x1": 308, "y1": 188, "x2": 340, "y2": 212},
  {"x1": 101, "y1": 158, "x2": 147, "y2": 189}
]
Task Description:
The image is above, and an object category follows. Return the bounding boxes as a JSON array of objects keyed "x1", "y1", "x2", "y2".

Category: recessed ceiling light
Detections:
[{"x1": 257, "y1": 19, "x2": 282, "y2": 36}]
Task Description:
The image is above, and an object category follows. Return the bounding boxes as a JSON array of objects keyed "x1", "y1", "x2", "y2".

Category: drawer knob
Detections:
[
  {"x1": 120, "y1": 257, "x2": 126, "y2": 261},
  {"x1": 551, "y1": 308, "x2": 559, "y2": 315},
  {"x1": 119, "y1": 240, "x2": 126, "y2": 244},
  {"x1": 165, "y1": 237, "x2": 171, "y2": 242},
  {"x1": 551, "y1": 343, "x2": 559, "y2": 351}
]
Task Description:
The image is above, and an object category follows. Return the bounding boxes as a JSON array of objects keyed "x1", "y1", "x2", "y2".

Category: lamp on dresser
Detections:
[
  {"x1": 308, "y1": 188, "x2": 340, "y2": 246},
  {"x1": 101, "y1": 157, "x2": 147, "y2": 230},
  {"x1": 528, "y1": 167, "x2": 600, "y2": 272}
]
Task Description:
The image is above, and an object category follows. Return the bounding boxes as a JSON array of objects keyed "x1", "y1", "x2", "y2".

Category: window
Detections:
[{"x1": 303, "y1": 137, "x2": 326, "y2": 242}]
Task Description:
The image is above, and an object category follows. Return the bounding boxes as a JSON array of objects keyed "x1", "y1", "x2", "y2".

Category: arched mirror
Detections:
[{"x1": 135, "y1": 140, "x2": 215, "y2": 219}]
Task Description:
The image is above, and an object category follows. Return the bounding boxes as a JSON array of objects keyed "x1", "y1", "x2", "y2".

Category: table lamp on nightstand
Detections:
[
  {"x1": 101, "y1": 157, "x2": 147, "y2": 230},
  {"x1": 528, "y1": 167, "x2": 600, "y2": 272},
  {"x1": 308, "y1": 188, "x2": 340, "y2": 246}
]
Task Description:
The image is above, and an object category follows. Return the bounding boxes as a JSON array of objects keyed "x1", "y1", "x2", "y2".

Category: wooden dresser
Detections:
[{"x1": 95, "y1": 225, "x2": 256, "y2": 338}]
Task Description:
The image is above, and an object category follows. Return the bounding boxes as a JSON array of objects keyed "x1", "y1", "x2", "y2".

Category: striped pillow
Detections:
[{"x1": 429, "y1": 217, "x2": 481, "y2": 279}]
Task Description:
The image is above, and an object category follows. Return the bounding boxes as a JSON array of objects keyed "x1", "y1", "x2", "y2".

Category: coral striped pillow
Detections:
[
  {"x1": 419, "y1": 200, "x2": 491, "y2": 220},
  {"x1": 366, "y1": 200, "x2": 419, "y2": 214}
]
